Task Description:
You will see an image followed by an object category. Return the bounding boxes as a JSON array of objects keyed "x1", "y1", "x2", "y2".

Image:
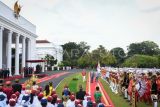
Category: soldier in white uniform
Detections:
[
  {"x1": 47, "y1": 96, "x2": 54, "y2": 107},
  {"x1": 66, "y1": 95, "x2": 75, "y2": 107},
  {"x1": 0, "y1": 86, "x2": 7, "y2": 107}
]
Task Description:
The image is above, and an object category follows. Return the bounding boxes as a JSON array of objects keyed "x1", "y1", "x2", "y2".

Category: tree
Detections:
[
  {"x1": 122, "y1": 54, "x2": 159, "y2": 68},
  {"x1": 127, "y1": 41, "x2": 160, "y2": 56},
  {"x1": 77, "y1": 52, "x2": 92, "y2": 68},
  {"x1": 78, "y1": 41, "x2": 90, "y2": 55},
  {"x1": 44, "y1": 54, "x2": 57, "y2": 66},
  {"x1": 157, "y1": 55, "x2": 160, "y2": 68},
  {"x1": 91, "y1": 45, "x2": 117, "y2": 67},
  {"x1": 62, "y1": 41, "x2": 90, "y2": 67},
  {"x1": 110, "y1": 47, "x2": 126, "y2": 65}
]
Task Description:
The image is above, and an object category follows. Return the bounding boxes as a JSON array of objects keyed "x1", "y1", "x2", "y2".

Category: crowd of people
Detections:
[
  {"x1": 0, "y1": 77, "x2": 105, "y2": 107},
  {"x1": 103, "y1": 67, "x2": 160, "y2": 107}
]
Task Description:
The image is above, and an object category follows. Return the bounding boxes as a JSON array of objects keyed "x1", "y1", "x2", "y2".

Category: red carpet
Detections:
[
  {"x1": 36, "y1": 72, "x2": 69, "y2": 83},
  {"x1": 22, "y1": 72, "x2": 70, "y2": 86},
  {"x1": 86, "y1": 72, "x2": 114, "y2": 107},
  {"x1": 3, "y1": 75, "x2": 23, "y2": 81}
]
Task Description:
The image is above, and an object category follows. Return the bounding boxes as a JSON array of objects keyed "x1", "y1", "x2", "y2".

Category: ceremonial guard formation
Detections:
[{"x1": 103, "y1": 67, "x2": 160, "y2": 107}]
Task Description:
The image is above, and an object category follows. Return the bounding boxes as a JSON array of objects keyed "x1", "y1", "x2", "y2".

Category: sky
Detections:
[{"x1": 1, "y1": 0, "x2": 160, "y2": 51}]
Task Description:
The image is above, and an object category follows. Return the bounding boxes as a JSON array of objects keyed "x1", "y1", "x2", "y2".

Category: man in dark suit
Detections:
[
  {"x1": 12, "y1": 79, "x2": 22, "y2": 93},
  {"x1": 76, "y1": 85, "x2": 86, "y2": 100}
]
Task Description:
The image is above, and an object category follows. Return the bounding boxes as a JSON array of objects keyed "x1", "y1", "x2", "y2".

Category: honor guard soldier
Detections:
[
  {"x1": 0, "y1": 85, "x2": 7, "y2": 107},
  {"x1": 3, "y1": 81, "x2": 13, "y2": 100}
]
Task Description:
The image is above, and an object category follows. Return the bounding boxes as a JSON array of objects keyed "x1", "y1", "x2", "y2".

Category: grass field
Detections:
[
  {"x1": 99, "y1": 78, "x2": 159, "y2": 107},
  {"x1": 56, "y1": 72, "x2": 87, "y2": 97}
]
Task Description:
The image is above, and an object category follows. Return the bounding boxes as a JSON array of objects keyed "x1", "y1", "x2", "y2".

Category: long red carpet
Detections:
[
  {"x1": 22, "y1": 72, "x2": 70, "y2": 86},
  {"x1": 86, "y1": 72, "x2": 114, "y2": 107},
  {"x1": 36, "y1": 72, "x2": 69, "y2": 83}
]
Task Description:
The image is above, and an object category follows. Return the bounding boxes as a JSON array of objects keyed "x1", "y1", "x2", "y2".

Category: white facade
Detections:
[
  {"x1": 36, "y1": 40, "x2": 63, "y2": 65},
  {"x1": 0, "y1": 1, "x2": 37, "y2": 75}
]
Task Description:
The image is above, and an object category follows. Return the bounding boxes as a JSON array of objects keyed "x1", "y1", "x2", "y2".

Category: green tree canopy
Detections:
[
  {"x1": 110, "y1": 47, "x2": 126, "y2": 65},
  {"x1": 122, "y1": 54, "x2": 159, "y2": 68},
  {"x1": 62, "y1": 41, "x2": 90, "y2": 67},
  {"x1": 44, "y1": 54, "x2": 57, "y2": 66},
  {"x1": 127, "y1": 41, "x2": 160, "y2": 56},
  {"x1": 91, "y1": 45, "x2": 117, "y2": 67}
]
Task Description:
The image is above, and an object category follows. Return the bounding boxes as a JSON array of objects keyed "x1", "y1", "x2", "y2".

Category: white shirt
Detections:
[
  {"x1": 0, "y1": 92, "x2": 7, "y2": 107},
  {"x1": 30, "y1": 96, "x2": 41, "y2": 107},
  {"x1": 47, "y1": 102, "x2": 54, "y2": 107},
  {"x1": 66, "y1": 100, "x2": 75, "y2": 107}
]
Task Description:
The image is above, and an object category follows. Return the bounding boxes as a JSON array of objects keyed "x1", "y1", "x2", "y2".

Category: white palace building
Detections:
[
  {"x1": 0, "y1": 2, "x2": 37, "y2": 75},
  {"x1": 36, "y1": 40, "x2": 63, "y2": 65}
]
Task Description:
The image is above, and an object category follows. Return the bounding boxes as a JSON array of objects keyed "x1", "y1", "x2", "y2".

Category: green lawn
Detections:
[
  {"x1": 56, "y1": 73, "x2": 87, "y2": 97},
  {"x1": 100, "y1": 78, "x2": 157, "y2": 107}
]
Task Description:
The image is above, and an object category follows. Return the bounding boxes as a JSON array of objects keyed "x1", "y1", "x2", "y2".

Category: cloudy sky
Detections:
[{"x1": 1, "y1": 0, "x2": 160, "y2": 50}]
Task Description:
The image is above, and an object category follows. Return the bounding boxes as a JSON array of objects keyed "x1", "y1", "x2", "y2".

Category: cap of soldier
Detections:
[
  {"x1": 52, "y1": 94, "x2": 58, "y2": 99},
  {"x1": 47, "y1": 96, "x2": 53, "y2": 102},
  {"x1": 57, "y1": 98, "x2": 62, "y2": 103},
  {"x1": 38, "y1": 93, "x2": 44, "y2": 99},
  {"x1": 31, "y1": 89, "x2": 37, "y2": 95},
  {"x1": 51, "y1": 90, "x2": 56, "y2": 95},
  {"x1": 5, "y1": 81, "x2": 11, "y2": 85},
  {"x1": 22, "y1": 86, "x2": 26, "y2": 90},
  {"x1": 15, "y1": 91, "x2": 20, "y2": 97},
  {"x1": 70, "y1": 95, "x2": 75, "y2": 101},
  {"x1": 38, "y1": 87, "x2": 43, "y2": 92}
]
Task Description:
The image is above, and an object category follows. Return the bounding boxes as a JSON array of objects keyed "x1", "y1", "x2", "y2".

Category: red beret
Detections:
[
  {"x1": 57, "y1": 98, "x2": 62, "y2": 103},
  {"x1": 47, "y1": 96, "x2": 53, "y2": 102},
  {"x1": 9, "y1": 99, "x2": 16, "y2": 106},
  {"x1": 51, "y1": 90, "x2": 56, "y2": 95},
  {"x1": 22, "y1": 86, "x2": 25, "y2": 90},
  {"x1": 38, "y1": 93, "x2": 44, "y2": 99},
  {"x1": 36, "y1": 90, "x2": 40, "y2": 95},
  {"x1": 5, "y1": 81, "x2": 11, "y2": 85},
  {"x1": 38, "y1": 87, "x2": 43, "y2": 92},
  {"x1": 52, "y1": 94, "x2": 58, "y2": 99},
  {"x1": 15, "y1": 91, "x2": 20, "y2": 97},
  {"x1": 31, "y1": 90, "x2": 37, "y2": 94}
]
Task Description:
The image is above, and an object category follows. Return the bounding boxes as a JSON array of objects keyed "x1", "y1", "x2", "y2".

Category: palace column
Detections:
[
  {"x1": 27, "y1": 38, "x2": 31, "y2": 66},
  {"x1": 22, "y1": 36, "x2": 26, "y2": 69},
  {"x1": 0, "y1": 27, "x2": 4, "y2": 69},
  {"x1": 7, "y1": 30, "x2": 13, "y2": 76},
  {"x1": 15, "y1": 33, "x2": 20, "y2": 75}
]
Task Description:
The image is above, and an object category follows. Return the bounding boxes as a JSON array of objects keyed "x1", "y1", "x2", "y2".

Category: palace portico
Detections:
[{"x1": 0, "y1": 2, "x2": 37, "y2": 75}]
